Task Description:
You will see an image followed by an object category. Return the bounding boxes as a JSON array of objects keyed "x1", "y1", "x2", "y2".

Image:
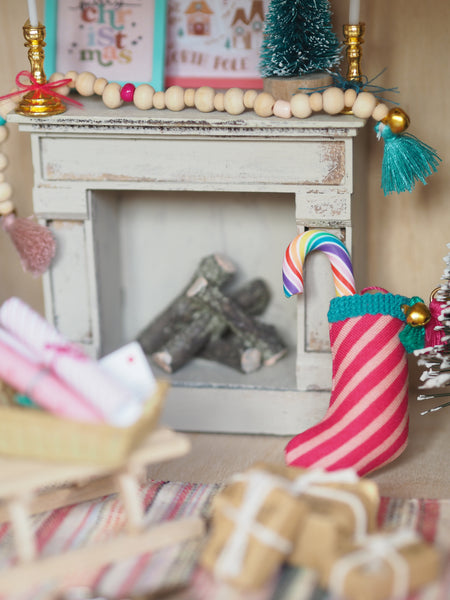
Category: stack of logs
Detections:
[{"x1": 137, "y1": 254, "x2": 287, "y2": 374}]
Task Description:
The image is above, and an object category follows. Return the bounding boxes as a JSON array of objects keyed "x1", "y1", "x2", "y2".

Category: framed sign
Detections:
[
  {"x1": 165, "y1": 0, "x2": 269, "y2": 89},
  {"x1": 44, "y1": 0, "x2": 168, "y2": 90}
]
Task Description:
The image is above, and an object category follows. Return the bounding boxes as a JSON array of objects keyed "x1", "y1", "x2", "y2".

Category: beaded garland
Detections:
[{"x1": 47, "y1": 70, "x2": 391, "y2": 124}]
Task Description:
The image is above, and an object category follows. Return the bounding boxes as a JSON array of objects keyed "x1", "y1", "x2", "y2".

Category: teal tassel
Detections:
[{"x1": 375, "y1": 122, "x2": 441, "y2": 196}]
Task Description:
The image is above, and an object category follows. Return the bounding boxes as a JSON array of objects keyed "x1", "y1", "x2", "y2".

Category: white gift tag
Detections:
[{"x1": 100, "y1": 342, "x2": 156, "y2": 403}]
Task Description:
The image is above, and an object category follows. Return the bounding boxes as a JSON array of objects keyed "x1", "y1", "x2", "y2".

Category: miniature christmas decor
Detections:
[
  {"x1": 259, "y1": 0, "x2": 341, "y2": 79},
  {"x1": 0, "y1": 297, "x2": 147, "y2": 426},
  {"x1": 375, "y1": 107, "x2": 441, "y2": 195},
  {"x1": 284, "y1": 289, "x2": 428, "y2": 476},
  {"x1": 415, "y1": 244, "x2": 450, "y2": 415},
  {"x1": 0, "y1": 120, "x2": 56, "y2": 276},
  {"x1": 283, "y1": 229, "x2": 356, "y2": 298},
  {"x1": 200, "y1": 467, "x2": 304, "y2": 590},
  {"x1": 282, "y1": 230, "x2": 428, "y2": 475},
  {"x1": 138, "y1": 254, "x2": 286, "y2": 374},
  {"x1": 201, "y1": 462, "x2": 379, "y2": 590},
  {"x1": 326, "y1": 529, "x2": 442, "y2": 600}
]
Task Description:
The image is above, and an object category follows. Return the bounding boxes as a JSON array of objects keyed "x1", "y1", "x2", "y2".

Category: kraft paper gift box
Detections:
[
  {"x1": 200, "y1": 462, "x2": 379, "y2": 590},
  {"x1": 200, "y1": 466, "x2": 309, "y2": 590},
  {"x1": 324, "y1": 529, "x2": 442, "y2": 600},
  {"x1": 250, "y1": 462, "x2": 380, "y2": 574}
]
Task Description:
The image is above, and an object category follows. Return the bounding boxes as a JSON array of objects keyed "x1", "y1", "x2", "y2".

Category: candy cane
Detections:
[{"x1": 283, "y1": 229, "x2": 356, "y2": 297}]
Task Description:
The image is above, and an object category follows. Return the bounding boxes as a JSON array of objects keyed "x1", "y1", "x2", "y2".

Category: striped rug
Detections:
[{"x1": 0, "y1": 483, "x2": 448, "y2": 599}]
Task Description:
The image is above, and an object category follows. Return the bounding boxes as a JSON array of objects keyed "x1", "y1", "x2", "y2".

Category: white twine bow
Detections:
[
  {"x1": 290, "y1": 468, "x2": 368, "y2": 543},
  {"x1": 215, "y1": 470, "x2": 293, "y2": 578},
  {"x1": 214, "y1": 467, "x2": 367, "y2": 579},
  {"x1": 329, "y1": 528, "x2": 420, "y2": 600}
]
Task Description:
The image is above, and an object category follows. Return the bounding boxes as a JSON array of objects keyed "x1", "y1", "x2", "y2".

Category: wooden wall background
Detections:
[{"x1": 0, "y1": 1, "x2": 448, "y2": 321}]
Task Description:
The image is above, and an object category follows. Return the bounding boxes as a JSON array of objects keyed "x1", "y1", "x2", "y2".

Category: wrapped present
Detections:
[
  {"x1": 200, "y1": 462, "x2": 379, "y2": 590},
  {"x1": 252, "y1": 462, "x2": 379, "y2": 573},
  {"x1": 326, "y1": 529, "x2": 442, "y2": 600},
  {"x1": 200, "y1": 466, "x2": 307, "y2": 590}
]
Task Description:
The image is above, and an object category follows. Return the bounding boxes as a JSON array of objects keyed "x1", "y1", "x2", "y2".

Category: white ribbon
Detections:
[
  {"x1": 214, "y1": 467, "x2": 366, "y2": 579},
  {"x1": 214, "y1": 470, "x2": 294, "y2": 578},
  {"x1": 291, "y1": 468, "x2": 368, "y2": 543},
  {"x1": 329, "y1": 529, "x2": 420, "y2": 600}
]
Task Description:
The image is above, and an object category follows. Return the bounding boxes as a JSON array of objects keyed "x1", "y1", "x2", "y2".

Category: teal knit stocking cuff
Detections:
[{"x1": 327, "y1": 292, "x2": 425, "y2": 353}]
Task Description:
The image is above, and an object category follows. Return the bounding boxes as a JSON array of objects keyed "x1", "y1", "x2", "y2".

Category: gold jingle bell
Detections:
[
  {"x1": 382, "y1": 107, "x2": 410, "y2": 134},
  {"x1": 401, "y1": 302, "x2": 431, "y2": 327}
]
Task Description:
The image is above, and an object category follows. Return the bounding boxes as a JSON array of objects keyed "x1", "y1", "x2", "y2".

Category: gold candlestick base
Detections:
[
  {"x1": 343, "y1": 23, "x2": 365, "y2": 83},
  {"x1": 341, "y1": 23, "x2": 365, "y2": 115},
  {"x1": 16, "y1": 20, "x2": 66, "y2": 117}
]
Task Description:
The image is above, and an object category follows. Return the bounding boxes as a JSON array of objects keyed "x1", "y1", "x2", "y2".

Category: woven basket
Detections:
[{"x1": 0, "y1": 380, "x2": 169, "y2": 466}]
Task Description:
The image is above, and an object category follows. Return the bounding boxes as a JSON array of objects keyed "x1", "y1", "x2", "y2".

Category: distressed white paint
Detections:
[{"x1": 10, "y1": 98, "x2": 365, "y2": 434}]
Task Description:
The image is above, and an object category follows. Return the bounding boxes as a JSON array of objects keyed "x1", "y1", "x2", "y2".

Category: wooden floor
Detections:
[{"x1": 150, "y1": 392, "x2": 450, "y2": 499}]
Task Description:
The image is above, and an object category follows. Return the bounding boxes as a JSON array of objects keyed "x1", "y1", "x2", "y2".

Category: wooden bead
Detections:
[
  {"x1": 224, "y1": 88, "x2": 245, "y2": 115},
  {"x1": 253, "y1": 92, "x2": 275, "y2": 117},
  {"x1": 0, "y1": 199, "x2": 14, "y2": 215},
  {"x1": 48, "y1": 72, "x2": 70, "y2": 97},
  {"x1": 0, "y1": 182, "x2": 12, "y2": 202},
  {"x1": 214, "y1": 92, "x2": 225, "y2": 111},
  {"x1": 0, "y1": 125, "x2": 8, "y2": 144},
  {"x1": 291, "y1": 93, "x2": 312, "y2": 119},
  {"x1": 94, "y1": 77, "x2": 108, "y2": 96},
  {"x1": 184, "y1": 88, "x2": 195, "y2": 107},
  {"x1": 194, "y1": 86, "x2": 215, "y2": 112},
  {"x1": 344, "y1": 88, "x2": 357, "y2": 109},
  {"x1": 75, "y1": 71, "x2": 96, "y2": 96},
  {"x1": 273, "y1": 99, "x2": 292, "y2": 119},
  {"x1": 309, "y1": 92, "x2": 323, "y2": 112},
  {"x1": 243, "y1": 90, "x2": 258, "y2": 109},
  {"x1": 352, "y1": 92, "x2": 377, "y2": 119},
  {"x1": 0, "y1": 153, "x2": 8, "y2": 171},
  {"x1": 165, "y1": 85, "x2": 185, "y2": 111},
  {"x1": 153, "y1": 91, "x2": 166, "y2": 109},
  {"x1": 134, "y1": 84, "x2": 154, "y2": 110},
  {"x1": 322, "y1": 87, "x2": 345, "y2": 115},
  {"x1": 65, "y1": 71, "x2": 78, "y2": 89},
  {"x1": 102, "y1": 82, "x2": 123, "y2": 109},
  {"x1": 372, "y1": 102, "x2": 389, "y2": 122}
]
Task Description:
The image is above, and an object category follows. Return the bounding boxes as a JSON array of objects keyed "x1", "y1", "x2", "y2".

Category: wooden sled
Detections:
[{"x1": 0, "y1": 398, "x2": 205, "y2": 596}]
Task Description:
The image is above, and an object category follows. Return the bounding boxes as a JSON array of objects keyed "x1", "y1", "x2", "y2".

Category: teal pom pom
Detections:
[
  {"x1": 375, "y1": 122, "x2": 441, "y2": 196},
  {"x1": 0, "y1": 116, "x2": 5, "y2": 126}
]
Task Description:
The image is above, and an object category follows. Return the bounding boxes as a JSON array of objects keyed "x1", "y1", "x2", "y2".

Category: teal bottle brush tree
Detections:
[{"x1": 259, "y1": 0, "x2": 342, "y2": 77}]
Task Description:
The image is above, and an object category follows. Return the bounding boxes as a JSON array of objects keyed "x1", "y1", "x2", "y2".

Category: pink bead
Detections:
[{"x1": 120, "y1": 83, "x2": 135, "y2": 102}]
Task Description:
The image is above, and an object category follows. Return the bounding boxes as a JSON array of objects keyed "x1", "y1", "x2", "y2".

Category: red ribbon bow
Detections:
[{"x1": 0, "y1": 71, "x2": 83, "y2": 107}]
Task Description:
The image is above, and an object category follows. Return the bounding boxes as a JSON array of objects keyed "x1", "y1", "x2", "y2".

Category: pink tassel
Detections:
[
  {"x1": 424, "y1": 298, "x2": 445, "y2": 347},
  {"x1": 1, "y1": 213, "x2": 56, "y2": 277}
]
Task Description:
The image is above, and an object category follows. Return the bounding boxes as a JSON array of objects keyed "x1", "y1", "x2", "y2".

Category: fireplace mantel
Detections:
[{"x1": 10, "y1": 98, "x2": 366, "y2": 435}]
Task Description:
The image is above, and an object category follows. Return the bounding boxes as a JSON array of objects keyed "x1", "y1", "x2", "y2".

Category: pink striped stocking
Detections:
[{"x1": 285, "y1": 292, "x2": 422, "y2": 477}]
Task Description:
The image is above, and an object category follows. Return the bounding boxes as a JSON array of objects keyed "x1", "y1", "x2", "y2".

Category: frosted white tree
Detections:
[{"x1": 415, "y1": 244, "x2": 450, "y2": 414}]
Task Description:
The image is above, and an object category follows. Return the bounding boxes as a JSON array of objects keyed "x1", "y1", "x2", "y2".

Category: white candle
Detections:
[
  {"x1": 348, "y1": 0, "x2": 360, "y2": 24},
  {"x1": 27, "y1": 0, "x2": 39, "y2": 26}
]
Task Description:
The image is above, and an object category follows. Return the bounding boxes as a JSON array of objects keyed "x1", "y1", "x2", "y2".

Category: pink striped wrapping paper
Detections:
[
  {"x1": 0, "y1": 329, "x2": 103, "y2": 423},
  {"x1": 0, "y1": 297, "x2": 143, "y2": 426}
]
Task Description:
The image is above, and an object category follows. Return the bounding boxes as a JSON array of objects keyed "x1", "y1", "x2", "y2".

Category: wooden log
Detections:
[
  {"x1": 228, "y1": 278, "x2": 270, "y2": 317},
  {"x1": 137, "y1": 254, "x2": 235, "y2": 354},
  {"x1": 201, "y1": 336, "x2": 262, "y2": 374},
  {"x1": 151, "y1": 311, "x2": 217, "y2": 373},
  {"x1": 191, "y1": 277, "x2": 287, "y2": 366},
  {"x1": 150, "y1": 277, "x2": 272, "y2": 374}
]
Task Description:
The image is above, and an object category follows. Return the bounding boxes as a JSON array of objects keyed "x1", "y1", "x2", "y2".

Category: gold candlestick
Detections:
[
  {"x1": 16, "y1": 19, "x2": 66, "y2": 117},
  {"x1": 343, "y1": 23, "x2": 365, "y2": 83}
]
